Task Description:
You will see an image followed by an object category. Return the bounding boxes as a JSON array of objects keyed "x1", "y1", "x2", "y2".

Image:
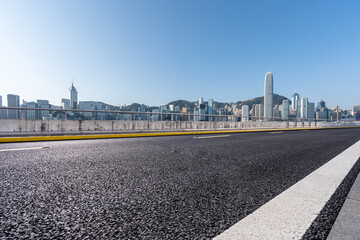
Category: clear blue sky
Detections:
[{"x1": 0, "y1": 0, "x2": 359, "y2": 109}]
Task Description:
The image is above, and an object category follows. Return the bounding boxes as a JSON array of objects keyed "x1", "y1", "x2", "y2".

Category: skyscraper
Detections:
[
  {"x1": 281, "y1": 100, "x2": 289, "y2": 120},
  {"x1": 300, "y1": 97, "x2": 308, "y2": 120},
  {"x1": 273, "y1": 105, "x2": 280, "y2": 120},
  {"x1": 208, "y1": 99, "x2": 214, "y2": 121},
  {"x1": 264, "y1": 72, "x2": 273, "y2": 121},
  {"x1": 291, "y1": 92, "x2": 300, "y2": 110},
  {"x1": 199, "y1": 97, "x2": 203, "y2": 105},
  {"x1": 291, "y1": 92, "x2": 300, "y2": 119},
  {"x1": 354, "y1": 105, "x2": 360, "y2": 120},
  {"x1": 61, "y1": 98, "x2": 70, "y2": 109},
  {"x1": 69, "y1": 83, "x2": 78, "y2": 109},
  {"x1": 308, "y1": 102, "x2": 315, "y2": 121},
  {"x1": 37, "y1": 100, "x2": 50, "y2": 119},
  {"x1": 7, "y1": 94, "x2": 20, "y2": 119},
  {"x1": 0, "y1": 95, "x2": 5, "y2": 119},
  {"x1": 241, "y1": 105, "x2": 249, "y2": 122}
]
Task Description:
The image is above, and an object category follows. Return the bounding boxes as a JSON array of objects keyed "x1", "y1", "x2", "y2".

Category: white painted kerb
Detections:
[{"x1": 214, "y1": 140, "x2": 360, "y2": 240}]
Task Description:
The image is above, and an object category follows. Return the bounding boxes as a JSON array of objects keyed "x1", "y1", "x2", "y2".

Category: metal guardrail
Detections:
[{"x1": 0, "y1": 106, "x2": 355, "y2": 123}]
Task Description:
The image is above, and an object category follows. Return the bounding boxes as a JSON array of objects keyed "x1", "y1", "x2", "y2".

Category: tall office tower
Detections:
[
  {"x1": 317, "y1": 100, "x2": 326, "y2": 110},
  {"x1": 199, "y1": 103, "x2": 206, "y2": 121},
  {"x1": 331, "y1": 106, "x2": 342, "y2": 121},
  {"x1": 300, "y1": 97, "x2": 309, "y2": 120},
  {"x1": 208, "y1": 99, "x2": 214, "y2": 121},
  {"x1": 273, "y1": 105, "x2": 280, "y2": 120},
  {"x1": 259, "y1": 103, "x2": 264, "y2": 121},
  {"x1": 316, "y1": 109, "x2": 328, "y2": 121},
  {"x1": 7, "y1": 94, "x2": 20, "y2": 119},
  {"x1": 254, "y1": 104, "x2": 259, "y2": 121},
  {"x1": 264, "y1": 72, "x2": 273, "y2": 121},
  {"x1": 169, "y1": 104, "x2": 175, "y2": 112},
  {"x1": 354, "y1": 105, "x2": 360, "y2": 120},
  {"x1": 199, "y1": 97, "x2": 203, "y2": 105},
  {"x1": 281, "y1": 100, "x2": 289, "y2": 120},
  {"x1": 0, "y1": 95, "x2": 5, "y2": 119},
  {"x1": 37, "y1": 100, "x2": 50, "y2": 119},
  {"x1": 140, "y1": 104, "x2": 146, "y2": 120},
  {"x1": 241, "y1": 105, "x2": 249, "y2": 122},
  {"x1": 308, "y1": 102, "x2": 315, "y2": 121},
  {"x1": 291, "y1": 92, "x2": 300, "y2": 110},
  {"x1": 69, "y1": 83, "x2": 78, "y2": 109},
  {"x1": 291, "y1": 92, "x2": 300, "y2": 119},
  {"x1": 26, "y1": 102, "x2": 38, "y2": 119},
  {"x1": 61, "y1": 98, "x2": 71, "y2": 109}
]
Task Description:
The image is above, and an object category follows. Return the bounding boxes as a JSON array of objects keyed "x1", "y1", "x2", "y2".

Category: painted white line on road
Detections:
[
  {"x1": 195, "y1": 135, "x2": 230, "y2": 139},
  {"x1": 0, "y1": 147, "x2": 48, "y2": 152},
  {"x1": 214, "y1": 140, "x2": 360, "y2": 240},
  {"x1": 269, "y1": 131, "x2": 284, "y2": 134}
]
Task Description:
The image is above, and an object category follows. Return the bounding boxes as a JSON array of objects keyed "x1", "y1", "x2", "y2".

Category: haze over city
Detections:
[{"x1": 1, "y1": 0, "x2": 359, "y2": 109}]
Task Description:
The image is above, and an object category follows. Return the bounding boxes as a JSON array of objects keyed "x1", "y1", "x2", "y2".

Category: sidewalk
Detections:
[{"x1": 327, "y1": 172, "x2": 360, "y2": 240}]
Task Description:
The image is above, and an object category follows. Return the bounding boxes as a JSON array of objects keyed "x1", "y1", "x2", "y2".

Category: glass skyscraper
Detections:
[{"x1": 69, "y1": 83, "x2": 78, "y2": 109}]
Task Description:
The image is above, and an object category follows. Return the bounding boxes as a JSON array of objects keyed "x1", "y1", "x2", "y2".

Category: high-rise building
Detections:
[
  {"x1": 281, "y1": 100, "x2": 289, "y2": 120},
  {"x1": 241, "y1": 105, "x2": 249, "y2": 122},
  {"x1": 316, "y1": 109, "x2": 328, "y2": 121},
  {"x1": 199, "y1": 97, "x2": 203, "y2": 105},
  {"x1": 37, "y1": 100, "x2": 50, "y2": 119},
  {"x1": 140, "y1": 104, "x2": 146, "y2": 120},
  {"x1": 152, "y1": 109, "x2": 160, "y2": 121},
  {"x1": 69, "y1": 83, "x2": 78, "y2": 109},
  {"x1": 7, "y1": 94, "x2": 20, "y2": 119},
  {"x1": 264, "y1": 72, "x2": 273, "y2": 121},
  {"x1": 199, "y1": 103, "x2": 206, "y2": 121},
  {"x1": 308, "y1": 102, "x2": 315, "y2": 121},
  {"x1": 79, "y1": 101, "x2": 96, "y2": 119},
  {"x1": 291, "y1": 92, "x2": 300, "y2": 110},
  {"x1": 208, "y1": 99, "x2": 214, "y2": 121},
  {"x1": 300, "y1": 97, "x2": 308, "y2": 120},
  {"x1": 354, "y1": 105, "x2": 360, "y2": 120},
  {"x1": 317, "y1": 100, "x2": 326, "y2": 111},
  {"x1": 254, "y1": 104, "x2": 260, "y2": 121},
  {"x1": 26, "y1": 102, "x2": 38, "y2": 119},
  {"x1": 61, "y1": 98, "x2": 71, "y2": 109},
  {"x1": 0, "y1": 95, "x2": 6, "y2": 119},
  {"x1": 259, "y1": 103, "x2": 264, "y2": 121},
  {"x1": 291, "y1": 92, "x2": 300, "y2": 119},
  {"x1": 273, "y1": 105, "x2": 280, "y2": 120},
  {"x1": 331, "y1": 105, "x2": 342, "y2": 122}
]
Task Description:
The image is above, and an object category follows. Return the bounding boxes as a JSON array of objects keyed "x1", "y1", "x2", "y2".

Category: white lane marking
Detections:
[
  {"x1": 214, "y1": 140, "x2": 360, "y2": 240},
  {"x1": 0, "y1": 147, "x2": 48, "y2": 152},
  {"x1": 269, "y1": 131, "x2": 284, "y2": 134},
  {"x1": 195, "y1": 135, "x2": 230, "y2": 139}
]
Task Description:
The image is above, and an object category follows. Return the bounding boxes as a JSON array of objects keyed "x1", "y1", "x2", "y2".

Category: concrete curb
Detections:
[
  {"x1": 0, "y1": 126, "x2": 359, "y2": 143},
  {"x1": 327, "y1": 171, "x2": 360, "y2": 240}
]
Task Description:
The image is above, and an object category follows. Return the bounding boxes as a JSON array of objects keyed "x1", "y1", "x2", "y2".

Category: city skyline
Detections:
[
  {"x1": 1, "y1": 1, "x2": 359, "y2": 109},
  {"x1": 0, "y1": 78, "x2": 356, "y2": 111}
]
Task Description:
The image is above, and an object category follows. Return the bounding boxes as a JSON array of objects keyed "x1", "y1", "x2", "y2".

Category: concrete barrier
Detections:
[{"x1": 0, "y1": 119, "x2": 359, "y2": 133}]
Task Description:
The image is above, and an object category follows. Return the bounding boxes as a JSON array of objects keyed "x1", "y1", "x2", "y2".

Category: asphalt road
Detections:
[{"x1": 1, "y1": 128, "x2": 360, "y2": 239}]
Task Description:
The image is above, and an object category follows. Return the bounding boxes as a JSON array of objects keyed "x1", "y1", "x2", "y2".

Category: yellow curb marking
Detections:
[{"x1": 0, "y1": 126, "x2": 359, "y2": 143}]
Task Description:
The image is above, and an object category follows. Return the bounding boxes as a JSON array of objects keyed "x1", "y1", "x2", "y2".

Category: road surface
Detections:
[{"x1": 1, "y1": 128, "x2": 360, "y2": 239}]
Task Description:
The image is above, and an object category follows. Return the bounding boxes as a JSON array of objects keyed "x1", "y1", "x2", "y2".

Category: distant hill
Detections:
[
  {"x1": 236, "y1": 94, "x2": 291, "y2": 110},
  {"x1": 120, "y1": 94, "x2": 291, "y2": 112}
]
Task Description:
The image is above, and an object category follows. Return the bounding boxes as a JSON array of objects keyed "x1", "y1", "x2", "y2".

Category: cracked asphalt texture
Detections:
[{"x1": 1, "y1": 128, "x2": 360, "y2": 239}]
